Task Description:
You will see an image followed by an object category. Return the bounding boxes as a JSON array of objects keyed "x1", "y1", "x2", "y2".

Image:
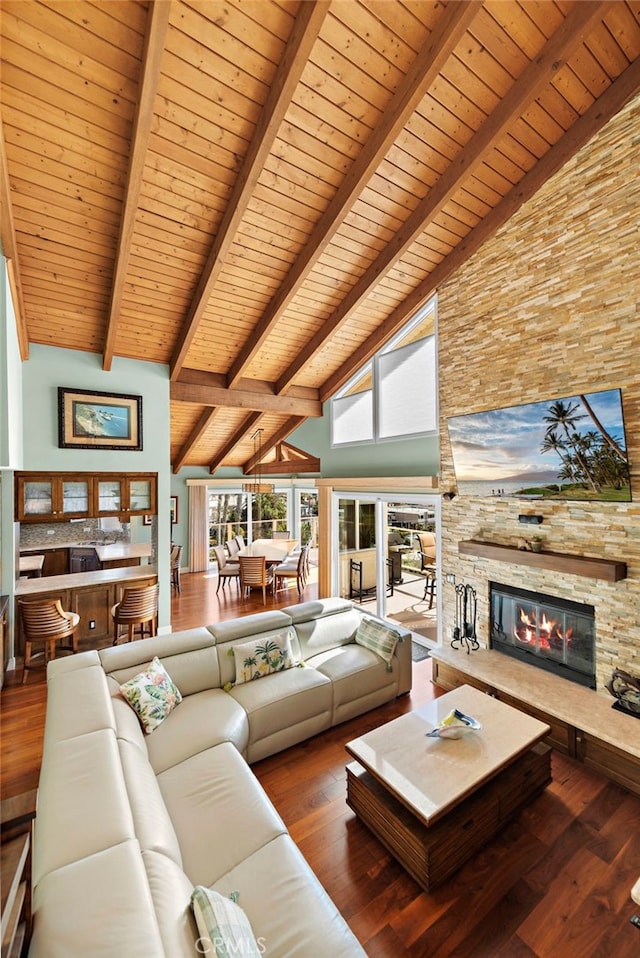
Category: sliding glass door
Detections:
[{"x1": 333, "y1": 492, "x2": 440, "y2": 642}]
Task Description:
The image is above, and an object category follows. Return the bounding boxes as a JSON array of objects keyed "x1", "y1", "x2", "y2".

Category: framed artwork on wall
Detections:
[
  {"x1": 58, "y1": 387, "x2": 143, "y2": 450},
  {"x1": 143, "y1": 499, "x2": 178, "y2": 526}
]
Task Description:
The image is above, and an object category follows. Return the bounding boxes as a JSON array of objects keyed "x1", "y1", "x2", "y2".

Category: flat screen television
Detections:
[{"x1": 446, "y1": 388, "x2": 632, "y2": 501}]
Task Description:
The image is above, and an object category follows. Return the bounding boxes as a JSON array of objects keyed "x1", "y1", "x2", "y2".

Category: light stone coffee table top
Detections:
[{"x1": 346, "y1": 685, "x2": 550, "y2": 826}]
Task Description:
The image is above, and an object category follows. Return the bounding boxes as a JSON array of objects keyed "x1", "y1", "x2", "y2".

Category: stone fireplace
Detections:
[{"x1": 489, "y1": 582, "x2": 596, "y2": 690}]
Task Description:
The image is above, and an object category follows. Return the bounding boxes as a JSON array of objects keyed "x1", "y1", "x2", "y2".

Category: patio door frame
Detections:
[{"x1": 331, "y1": 489, "x2": 441, "y2": 639}]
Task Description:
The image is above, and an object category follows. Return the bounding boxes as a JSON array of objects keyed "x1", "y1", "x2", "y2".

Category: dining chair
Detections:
[
  {"x1": 112, "y1": 582, "x2": 159, "y2": 645},
  {"x1": 239, "y1": 555, "x2": 273, "y2": 604},
  {"x1": 213, "y1": 545, "x2": 240, "y2": 594},
  {"x1": 18, "y1": 598, "x2": 79, "y2": 683},
  {"x1": 273, "y1": 530, "x2": 291, "y2": 539},
  {"x1": 226, "y1": 538, "x2": 240, "y2": 558},
  {"x1": 170, "y1": 543, "x2": 183, "y2": 593},
  {"x1": 273, "y1": 544, "x2": 307, "y2": 596}
]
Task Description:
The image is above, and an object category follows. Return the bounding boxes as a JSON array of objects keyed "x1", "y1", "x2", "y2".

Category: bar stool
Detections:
[
  {"x1": 18, "y1": 598, "x2": 79, "y2": 684},
  {"x1": 422, "y1": 566, "x2": 437, "y2": 609},
  {"x1": 112, "y1": 583, "x2": 159, "y2": 645}
]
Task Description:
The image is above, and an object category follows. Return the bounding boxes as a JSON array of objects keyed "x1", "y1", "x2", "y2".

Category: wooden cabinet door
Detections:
[
  {"x1": 71, "y1": 584, "x2": 115, "y2": 643},
  {"x1": 94, "y1": 476, "x2": 125, "y2": 516},
  {"x1": 16, "y1": 475, "x2": 56, "y2": 521},
  {"x1": 576, "y1": 731, "x2": 640, "y2": 796},
  {"x1": 42, "y1": 549, "x2": 69, "y2": 577},
  {"x1": 125, "y1": 475, "x2": 156, "y2": 515},
  {"x1": 59, "y1": 477, "x2": 93, "y2": 519}
]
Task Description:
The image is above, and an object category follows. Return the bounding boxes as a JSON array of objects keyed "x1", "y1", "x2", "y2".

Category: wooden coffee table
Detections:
[{"x1": 346, "y1": 685, "x2": 551, "y2": 891}]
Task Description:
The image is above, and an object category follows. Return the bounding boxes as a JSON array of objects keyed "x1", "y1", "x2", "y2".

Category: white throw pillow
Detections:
[
  {"x1": 119, "y1": 656, "x2": 182, "y2": 733},
  {"x1": 231, "y1": 629, "x2": 298, "y2": 685},
  {"x1": 191, "y1": 886, "x2": 261, "y2": 957}
]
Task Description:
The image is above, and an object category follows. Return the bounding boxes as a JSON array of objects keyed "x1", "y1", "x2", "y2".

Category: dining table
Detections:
[{"x1": 237, "y1": 538, "x2": 299, "y2": 565}]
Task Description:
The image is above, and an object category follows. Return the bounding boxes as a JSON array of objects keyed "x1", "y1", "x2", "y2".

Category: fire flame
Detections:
[{"x1": 514, "y1": 606, "x2": 572, "y2": 650}]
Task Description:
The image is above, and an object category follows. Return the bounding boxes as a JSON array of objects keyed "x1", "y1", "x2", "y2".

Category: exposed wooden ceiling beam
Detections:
[
  {"x1": 245, "y1": 440, "x2": 320, "y2": 475},
  {"x1": 319, "y1": 53, "x2": 640, "y2": 403},
  {"x1": 242, "y1": 417, "x2": 307, "y2": 474},
  {"x1": 276, "y1": 441, "x2": 315, "y2": 461},
  {"x1": 0, "y1": 113, "x2": 28, "y2": 359},
  {"x1": 246, "y1": 457, "x2": 320, "y2": 476},
  {"x1": 170, "y1": 380, "x2": 322, "y2": 417},
  {"x1": 177, "y1": 368, "x2": 319, "y2": 402},
  {"x1": 225, "y1": 0, "x2": 482, "y2": 389},
  {"x1": 208, "y1": 411, "x2": 263, "y2": 474},
  {"x1": 172, "y1": 406, "x2": 219, "y2": 474},
  {"x1": 276, "y1": 0, "x2": 614, "y2": 396},
  {"x1": 169, "y1": 0, "x2": 331, "y2": 382},
  {"x1": 102, "y1": 0, "x2": 171, "y2": 371}
]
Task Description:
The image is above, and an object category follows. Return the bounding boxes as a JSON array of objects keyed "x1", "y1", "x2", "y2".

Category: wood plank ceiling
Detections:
[{"x1": 2, "y1": 1, "x2": 640, "y2": 474}]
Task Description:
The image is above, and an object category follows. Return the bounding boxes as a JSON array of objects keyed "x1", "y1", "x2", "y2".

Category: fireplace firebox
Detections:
[{"x1": 490, "y1": 582, "x2": 595, "y2": 689}]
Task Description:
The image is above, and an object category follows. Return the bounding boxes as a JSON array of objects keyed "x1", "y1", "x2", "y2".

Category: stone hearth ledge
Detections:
[{"x1": 430, "y1": 645, "x2": 640, "y2": 760}]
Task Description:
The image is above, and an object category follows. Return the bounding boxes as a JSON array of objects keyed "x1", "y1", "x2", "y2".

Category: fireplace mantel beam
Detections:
[{"x1": 458, "y1": 540, "x2": 627, "y2": 582}]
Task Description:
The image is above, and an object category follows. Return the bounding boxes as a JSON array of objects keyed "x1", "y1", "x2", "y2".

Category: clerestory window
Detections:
[{"x1": 331, "y1": 296, "x2": 438, "y2": 446}]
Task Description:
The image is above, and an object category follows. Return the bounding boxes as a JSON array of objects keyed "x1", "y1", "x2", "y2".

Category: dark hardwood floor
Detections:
[{"x1": 2, "y1": 570, "x2": 639, "y2": 956}]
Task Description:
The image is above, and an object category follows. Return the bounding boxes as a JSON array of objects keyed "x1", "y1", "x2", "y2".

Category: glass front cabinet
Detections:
[
  {"x1": 16, "y1": 474, "x2": 93, "y2": 522},
  {"x1": 16, "y1": 472, "x2": 157, "y2": 522},
  {"x1": 94, "y1": 475, "x2": 156, "y2": 517}
]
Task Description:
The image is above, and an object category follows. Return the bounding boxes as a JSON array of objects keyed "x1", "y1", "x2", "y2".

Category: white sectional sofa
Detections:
[{"x1": 29, "y1": 597, "x2": 412, "y2": 957}]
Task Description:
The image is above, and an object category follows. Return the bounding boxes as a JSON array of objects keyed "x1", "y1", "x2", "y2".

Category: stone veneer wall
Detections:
[{"x1": 436, "y1": 94, "x2": 640, "y2": 695}]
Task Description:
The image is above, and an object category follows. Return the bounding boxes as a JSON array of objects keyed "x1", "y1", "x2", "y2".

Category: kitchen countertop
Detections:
[
  {"x1": 95, "y1": 543, "x2": 151, "y2": 562},
  {"x1": 15, "y1": 565, "x2": 158, "y2": 596},
  {"x1": 20, "y1": 541, "x2": 152, "y2": 561}
]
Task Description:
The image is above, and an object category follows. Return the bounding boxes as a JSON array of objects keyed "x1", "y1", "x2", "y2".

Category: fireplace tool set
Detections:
[{"x1": 451, "y1": 583, "x2": 479, "y2": 654}]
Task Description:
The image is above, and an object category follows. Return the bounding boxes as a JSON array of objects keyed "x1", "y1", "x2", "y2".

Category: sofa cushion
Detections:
[
  {"x1": 213, "y1": 833, "x2": 366, "y2": 957},
  {"x1": 191, "y1": 886, "x2": 261, "y2": 957},
  {"x1": 157, "y1": 741, "x2": 287, "y2": 887},
  {"x1": 311, "y1": 642, "x2": 397, "y2": 695},
  {"x1": 33, "y1": 728, "x2": 136, "y2": 886},
  {"x1": 311, "y1": 644, "x2": 401, "y2": 724},
  {"x1": 354, "y1": 616, "x2": 401, "y2": 669},
  {"x1": 207, "y1": 610, "x2": 292, "y2": 644},
  {"x1": 100, "y1": 628, "x2": 220, "y2": 694},
  {"x1": 119, "y1": 656, "x2": 183, "y2": 734},
  {"x1": 229, "y1": 665, "x2": 332, "y2": 759},
  {"x1": 30, "y1": 841, "x2": 165, "y2": 958},
  {"x1": 108, "y1": 682, "x2": 148, "y2": 751},
  {"x1": 231, "y1": 630, "x2": 296, "y2": 685},
  {"x1": 145, "y1": 688, "x2": 249, "y2": 774},
  {"x1": 142, "y1": 849, "x2": 200, "y2": 956},
  {"x1": 118, "y1": 739, "x2": 183, "y2": 866},
  {"x1": 43, "y1": 664, "x2": 116, "y2": 747},
  {"x1": 285, "y1": 601, "x2": 363, "y2": 660},
  {"x1": 46, "y1": 648, "x2": 101, "y2": 675}
]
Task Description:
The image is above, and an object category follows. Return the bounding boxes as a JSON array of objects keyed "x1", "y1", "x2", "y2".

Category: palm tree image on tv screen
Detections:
[{"x1": 446, "y1": 388, "x2": 631, "y2": 501}]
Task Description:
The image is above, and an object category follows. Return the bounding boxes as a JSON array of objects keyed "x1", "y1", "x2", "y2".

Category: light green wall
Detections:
[
  {"x1": 20, "y1": 344, "x2": 173, "y2": 629},
  {"x1": 1, "y1": 260, "x2": 23, "y2": 611},
  {"x1": 1, "y1": 260, "x2": 23, "y2": 470},
  {"x1": 286, "y1": 401, "x2": 439, "y2": 479}
]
